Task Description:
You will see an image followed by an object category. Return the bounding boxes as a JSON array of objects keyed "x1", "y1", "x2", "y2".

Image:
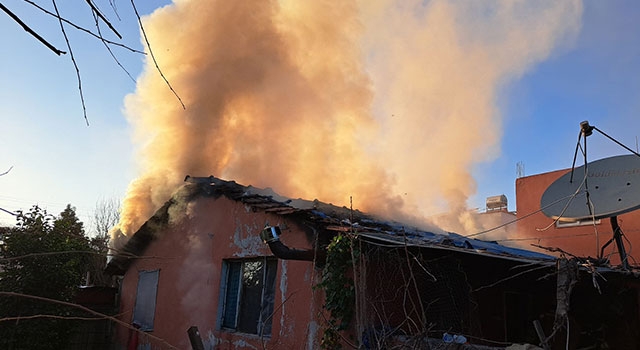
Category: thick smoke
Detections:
[{"x1": 115, "y1": 0, "x2": 582, "y2": 239}]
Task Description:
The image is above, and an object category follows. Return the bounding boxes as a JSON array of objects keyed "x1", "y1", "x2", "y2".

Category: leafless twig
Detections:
[
  {"x1": 473, "y1": 264, "x2": 551, "y2": 292},
  {"x1": 0, "y1": 249, "x2": 174, "y2": 262},
  {"x1": 52, "y1": 0, "x2": 88, "y2": 125},
  {"x1": 130, "y1": 0, "x2": 185, "y2": 109},
  {"x1": 92, "y1": 10, "x2": 136, "y2": 82},
  {"x1": 0, "y1": 166, "x2": 13, "y2": 176},
  {"x1": 0, "y1": 250, "x2": 104, "y2": 262},
  {"x1": 108, "y1": 0, "x2": 121, "y2": 21},
  {"x1": 260, "y1": 291, "x2": 298, "y2": 350},
  {"x1": 0, "y1": 3, "x2": 66, "y2": 55},
  {"x1": 0, "y1": 207, "x2": 17, "y2": 216},
  {"x1": 0, "y1": 314, "x2": 110, "y2": 322},
  {"x1": 402, "y1": 236, "x2": 427, "y2": 333},
  {"x1": 531, "y1": 244, "x2": 580, "y2": 259},
  {"x1": 0, "y1": 292, "x2": 178, "y2": 349},
  {"x1": 23, "y1": 0, "x2": 144, "y2": 54},
  {"x1": 85, "y1": 0, "x2": 121, "y2": 38}
]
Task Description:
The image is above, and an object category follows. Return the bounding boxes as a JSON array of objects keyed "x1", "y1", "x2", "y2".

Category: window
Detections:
[
  {"x1": 132, "y1": 269, "x2": 160, "y2": 331},
  {"x1": 219, "y1": 258, "x2": 277, "y2": 336}
]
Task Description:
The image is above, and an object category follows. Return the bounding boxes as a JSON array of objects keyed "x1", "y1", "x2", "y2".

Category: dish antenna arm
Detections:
[
  {"x1": 565, "y1": 121, "x2": 639, "y2": 269},
  {"x1": 600, "y1": 216, "x2": 630, "y2": 270},
  {"x1": 569, "y1": 121, "x2": 640, "y2": 182}
]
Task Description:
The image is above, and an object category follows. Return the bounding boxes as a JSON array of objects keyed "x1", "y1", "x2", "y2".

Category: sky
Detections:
[{"x1": 1, "y1": 1, "x2": 640, "y2": 235}]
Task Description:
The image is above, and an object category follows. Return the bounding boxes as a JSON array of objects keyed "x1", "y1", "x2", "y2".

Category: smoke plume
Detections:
[{"x1": 115, "y1": 0, "x2": 582, "y2": 238}]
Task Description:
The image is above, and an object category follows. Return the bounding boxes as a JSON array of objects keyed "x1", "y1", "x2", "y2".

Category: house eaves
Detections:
[
  {"x1": 106, "y1": 175, "x2": 613, "y2": 275},
  {"x1": 357, "y1": 231, "x2": 555, "y2": 265}
]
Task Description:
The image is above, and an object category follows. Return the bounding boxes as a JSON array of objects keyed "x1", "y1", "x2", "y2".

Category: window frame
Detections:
[
  {"x1": 217, "y1": 257, "x2": 278, "y2": 336},
  {"x1": 132, "y1": 269, "x2": 160, "y2": 331}
]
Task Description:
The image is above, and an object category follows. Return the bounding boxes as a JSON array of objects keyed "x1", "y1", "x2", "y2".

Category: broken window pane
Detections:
[{"x1": 220, "y1": 258, "x2": 277, "y2": 336}]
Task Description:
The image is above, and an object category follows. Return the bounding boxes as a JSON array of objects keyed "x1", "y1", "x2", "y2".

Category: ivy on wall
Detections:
[{"x1": 315, "y1": 232, "x2": 359, "y2": 349}]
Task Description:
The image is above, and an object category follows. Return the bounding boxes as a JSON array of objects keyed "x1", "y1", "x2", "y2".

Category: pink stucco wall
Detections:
[{"x1": 114, "y1": 195, "x2": 325, "y2": 349}]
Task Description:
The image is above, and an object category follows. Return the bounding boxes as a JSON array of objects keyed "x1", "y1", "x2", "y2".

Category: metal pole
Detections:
[{"x1": 610, "y1": 216, "x2": 629, "y2": 270}]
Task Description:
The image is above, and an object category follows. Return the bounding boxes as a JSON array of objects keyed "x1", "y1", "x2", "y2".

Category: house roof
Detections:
[{"x1": 106, "y1": 176, "x2": 558, "y2": 275}]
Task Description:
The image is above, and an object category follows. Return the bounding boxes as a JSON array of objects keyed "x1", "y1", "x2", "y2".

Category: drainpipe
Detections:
[{"x1": 261, "y1": 225, "x2": 325, "y2": 264}]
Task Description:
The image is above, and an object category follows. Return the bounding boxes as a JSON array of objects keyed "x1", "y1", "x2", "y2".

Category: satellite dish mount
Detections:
[{"x1": 542, "y1": 121, "x2": 640, "y2": 270}]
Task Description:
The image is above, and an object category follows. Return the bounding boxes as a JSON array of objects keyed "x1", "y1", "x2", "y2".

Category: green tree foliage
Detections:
[{"x1": 0, "y1": 205, "x2": 96, "y2": 350}]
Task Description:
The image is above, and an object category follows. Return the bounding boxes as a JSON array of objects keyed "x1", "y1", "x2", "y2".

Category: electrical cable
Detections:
[
  {"x1": 535, "y1": 165, "x2": 589, "y2": 232},
  {"x1": 464, "y1": 191, "x2": 573, "y2": 239}
]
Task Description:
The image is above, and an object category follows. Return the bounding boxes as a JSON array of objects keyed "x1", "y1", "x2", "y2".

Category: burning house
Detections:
[{"x1": 105, "y1": 176, "x2": 640, "y2": 349}]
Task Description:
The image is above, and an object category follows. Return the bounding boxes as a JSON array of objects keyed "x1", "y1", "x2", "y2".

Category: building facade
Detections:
[
  {"x1": 516, "y1": 169, "x2": 640, "y2": 265},
  {"x1": 107, "y1": 180, "x2": 325, "y2": 349},
  {"x1": 106, "y1": 176, "x2": 640, "y2": 349}
]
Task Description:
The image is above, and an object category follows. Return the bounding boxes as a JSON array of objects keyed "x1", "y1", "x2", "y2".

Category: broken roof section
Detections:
[{"x1": 106, "y1": 175, "x2": 554, "y2": 275}]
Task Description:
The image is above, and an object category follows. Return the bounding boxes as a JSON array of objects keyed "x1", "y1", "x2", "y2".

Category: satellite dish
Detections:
[
  {"x1": 541, "y1": 154, "x2": 640, "y2": 222},
  {"x1": 539, "y1": 121, "x2": 640, "y2": 269}
]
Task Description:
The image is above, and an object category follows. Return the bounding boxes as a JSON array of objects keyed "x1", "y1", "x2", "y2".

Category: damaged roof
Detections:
[{"x1": 106, "y1": 176, "x2": 557, "y2": 275}]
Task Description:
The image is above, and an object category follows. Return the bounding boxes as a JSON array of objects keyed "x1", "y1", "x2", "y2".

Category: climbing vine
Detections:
[{"x1": 316, "y1": 232, "x2": 359, "y2": 349}]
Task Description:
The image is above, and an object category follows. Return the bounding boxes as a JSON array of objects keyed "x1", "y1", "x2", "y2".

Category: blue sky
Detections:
[
  {"x1": 471, "y1": 1, "x2": 640, "y2": 212},
  {"x1": 0, "y1": 0, "x2": 169, "y2": 229},
  {"x1": 1, "y1": 1, "x2": 640, "y2": 231}
]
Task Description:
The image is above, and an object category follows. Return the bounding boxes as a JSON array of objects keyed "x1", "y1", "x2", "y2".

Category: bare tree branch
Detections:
[
  {"x1": 85, "y1": 0, "x2": 121, "y2": 39},
  {"x1": 0, "y1": 249, "x2": 174, "y2": 263},
  {"x1": 0, "y1": 292, "x2": 179, "y2": 349},
  {"x1": 0, "y1": 207, "x2": 17, "y2": 216},
  {"x1": 92, "y1": 11, "x2": 135, "y2": 83},
  {"x1": 130, "y1": 0, "x2": 186, "y2": 110},
  {"x1": 93, "y1": 197, "x2": 120, "y2": 237},
  {"x1": 0, "y1": 250, "x2": 105, "y2": 262},
  {"x1": 23, "y1": 0, "x2": 145, "y2": 54},
  {"x1": 0, "y1": 314, "x2": 110, "y2": 322},
  {"x1": 473, "y1": 264, "x2": 551, "y2": 292},
  {"x1": 10, "y1": 0, "x2": 184, "y2": 124},
  {"x1": 108, "y1": 0, "x2": 121, "y2": 21},
  {"x1": 0, "y1": 165, "x2": 13, "y2": 176},
  {"x1": 0, "y1": 3, "x2": 66, "y2": 55},
  {"x1": 52, "y1": 0, "x2": 88, "y2": 125}
]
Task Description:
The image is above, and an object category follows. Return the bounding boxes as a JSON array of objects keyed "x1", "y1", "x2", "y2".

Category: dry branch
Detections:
[
  {"x1": 473, "y1": 264, "x2": 551, "y2": 292},
  {"x1": 0, "y1": 291, "x2": 178, "y2": 349},
  {"x1": 0, "y1": 3, "x2": 66, "y2": 55},
  {"x1": 23, "y1": 0, "x2": 144, "y2": 54},
  {"x1": 52, "y1": 0, "x2": 88, "y2": 125},
  {"x1": 0, "y1": 249, "x2": 174, "y2": 263},
  {"x1": 85, "y1": 0, "x2": 121, "y2": 38},
  {"x1": 0, "y1": 207, "x2": 17, "y2": 216},
  {"x1": 130, "y1": 0, "x2": 185, "y2": 110},
  {"x1": 0, "y1": 166, "x2": 14, "y2": 176},
  {"x1": 92, "y1": 11, "x2": 136, "y2": 82},
  {"x1": 0, "y1": 314, "x2": 110, "y2": 322}
]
